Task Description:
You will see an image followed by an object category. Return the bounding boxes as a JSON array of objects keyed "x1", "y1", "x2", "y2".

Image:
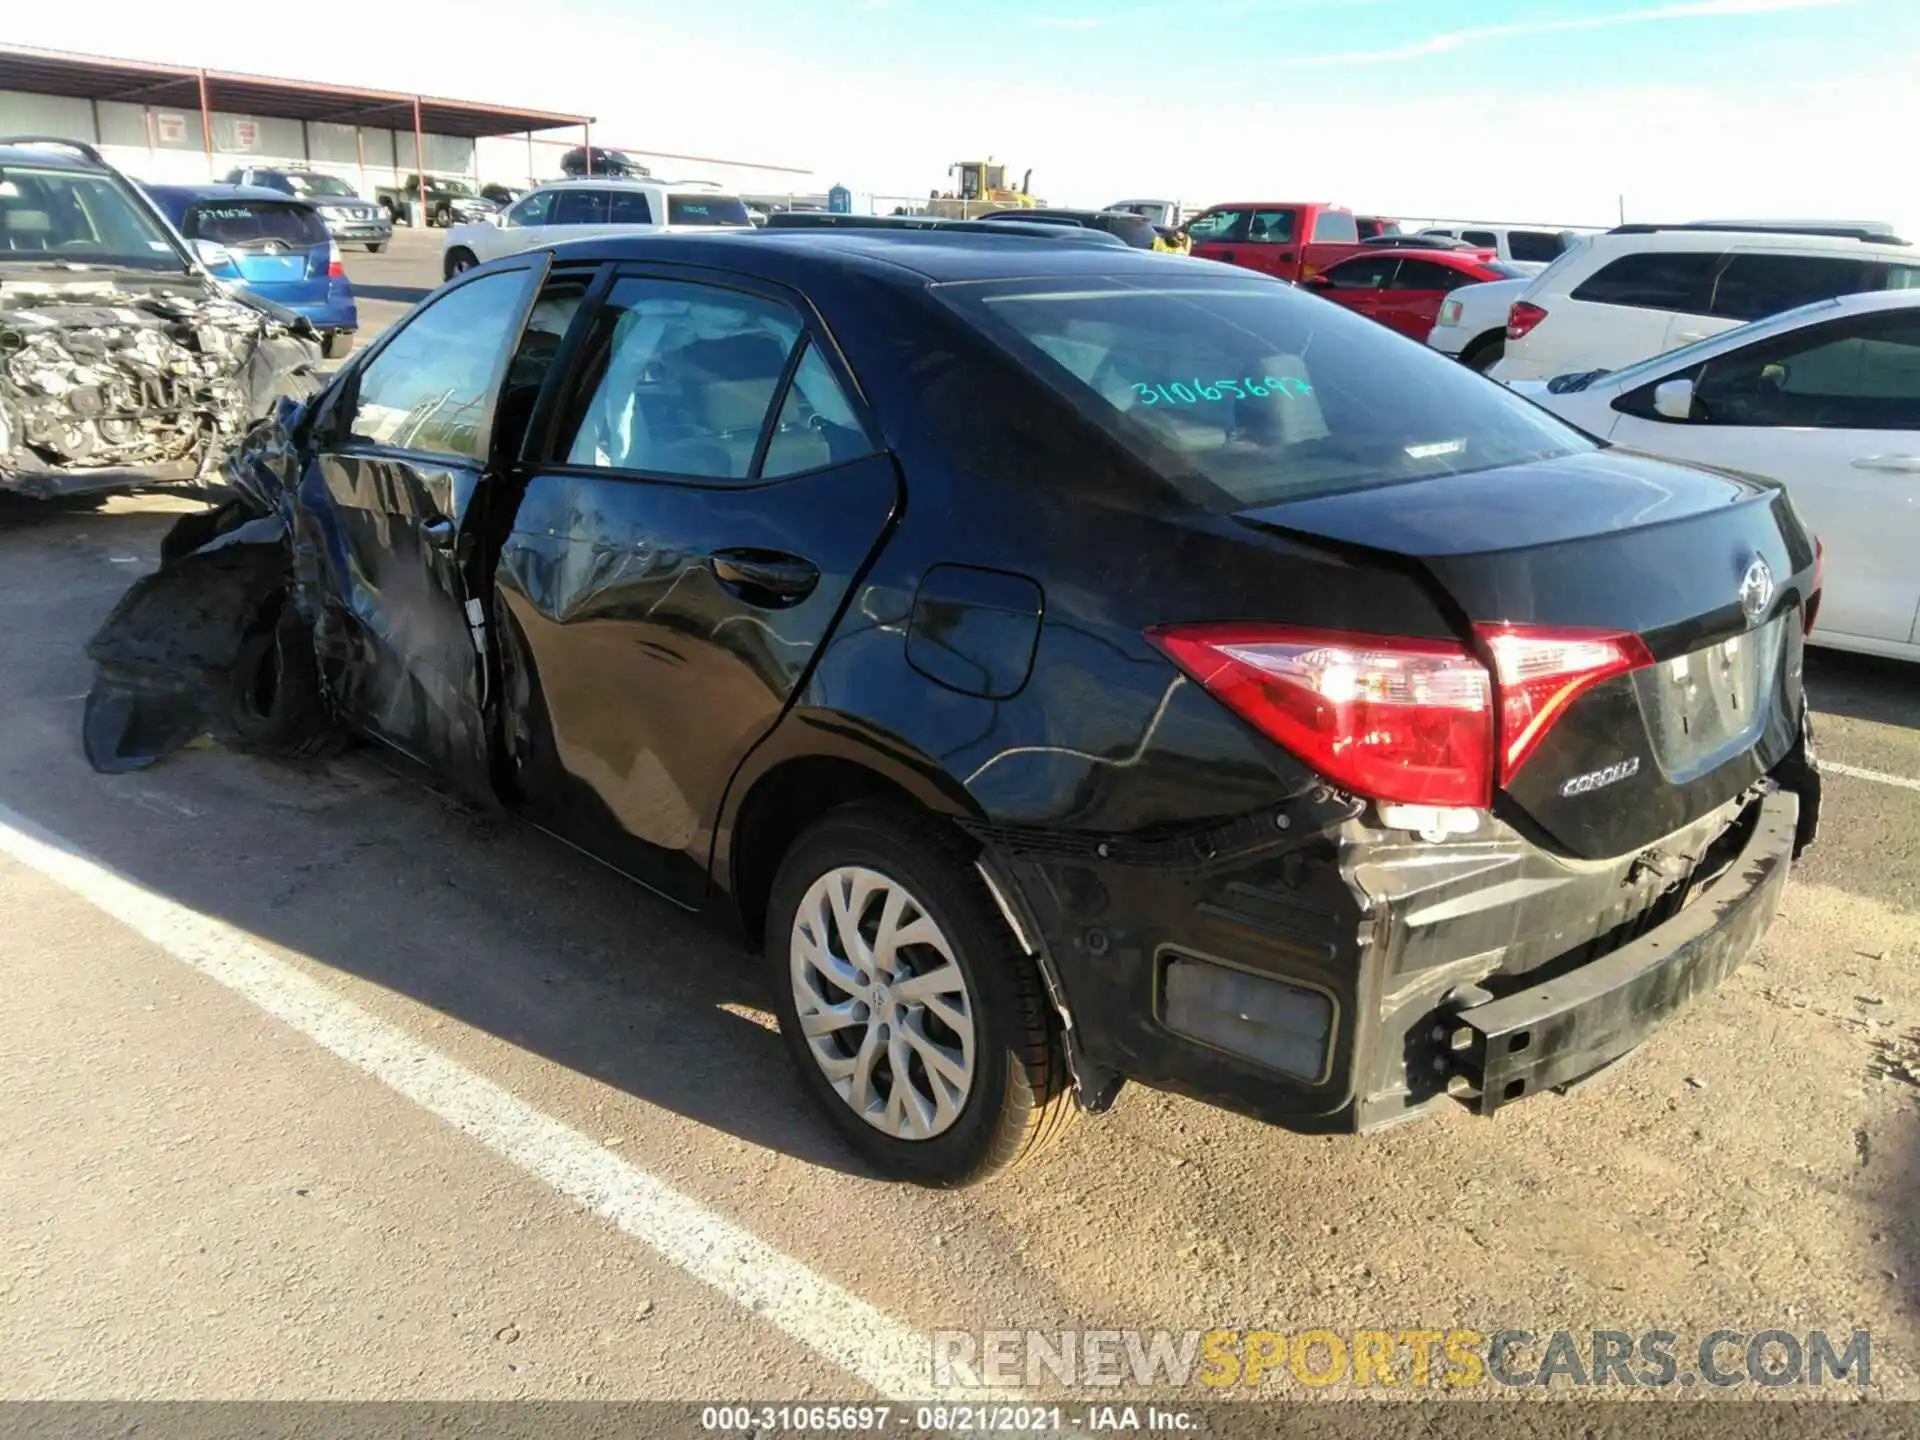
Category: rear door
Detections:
[
  {"x1": 1609, "y1": 307, "x2": 1920, "y2": 646},
  {"x1": 302, "y1": 259, "x2": 547, "y2": 794},
  {"x1": 495, "y1": 267, "x2": 901, "y2": 905}
]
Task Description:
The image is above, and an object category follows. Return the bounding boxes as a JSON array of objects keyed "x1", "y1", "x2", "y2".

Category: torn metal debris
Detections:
[{"x1": 0, "y1": 280, "x2": 320, "y2": 498}]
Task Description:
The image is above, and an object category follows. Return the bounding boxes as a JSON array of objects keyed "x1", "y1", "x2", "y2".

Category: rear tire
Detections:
[
  {"x1": 1462, "y1": 334, "x2": 1505, "y2": 373},
  {"x1": 765, "y1": 803, "x2": 1077, "y2": 1187},
  {"x1": 366, "y1": 241, "x2": 387, "y2": 254},
  {"x1": 322, "y1": 331, "x2": 354, "y2": 360},
  {"x1": 443, "y1": 247, "x2": 478, "y2": 280}
]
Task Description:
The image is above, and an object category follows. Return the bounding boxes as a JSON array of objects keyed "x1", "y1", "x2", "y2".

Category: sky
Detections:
[{"x1": 9, "y1": 0, "x2": 1919, "y2": 230}]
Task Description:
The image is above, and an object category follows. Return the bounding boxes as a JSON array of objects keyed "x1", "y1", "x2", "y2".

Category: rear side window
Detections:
[
  {"x1": 938, "y1": 276, "x2": 1588, "y2": 509},
  {"x1": 550, "y1": 189, "x2": 610, "y2": 225},
  {"x1": 1462, "y1": 230, "x2": 1498, "y2": 248},
  {"x1": 607, "y1": 189, "x2": 654, "y2": 225},
  {"x1": 667, "y1": 195, "x2": 753, "y2": 226},
  {"x1": 185, "y1": 202, "x2": 327, "y2": 248},
  {"x1": 1569, "y1": 251, "x2": 1719, "y2": 313},
  {"x1": 1508, "y1": 229, "x2": 1565, "y2": 263},
  {"x1": 1310, "y1": 211, "x2": 1359, "y2": 244},
  {"x1": 559, "y1": 277, "x2": 803, "y2": 480},
  {"x1": 762, "y1": 341, "x2": 874, "y2": 477},
  {"x1": 349, "y1": 268, "x2": 537, "y2": 460},
  {"x1": 1709, "y1": 253, "x2": 1889, "y2": 322}
]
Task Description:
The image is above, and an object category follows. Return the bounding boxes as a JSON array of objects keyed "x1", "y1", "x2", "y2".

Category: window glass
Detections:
[
  {"x1": 1420, "y1": 228, "x2": 1458, "y2": 239},
  {"x1": 1508, "y1": 230, "x2": 1565, "y2": 263},
  {"x1": 0, "y1": 165, "x2": 183, "y2": 268},
  {"x1": 666, "y1": 194, "x2": 753, "y2": 226},
  {"x1": 186, "y1": 201, "x2": 328, "y2": 248},
  {"x1": 550, "y1": 189, "x2": 610, "y2": 225},
  {"x1": 1310, "y1": 211, "x2": 1359, "y2": 244},
  {"x1": 608, "y1": 188, "x2": 654, "y2": 225},
  {"x1": 1570, "y1": 251, "x2": 1720, "y2": 312},
  {"x1": 493, "y1": 275, "x2": 591, "y2": 454},
  {"x1": 561, "y1": 277, "x2": 803, "y2": 480},
  {"x1": 938, "y1": 275, "x2": 1589, "y2": 509},
  {"x1": 1101, "y1": 214, "x2": 1160, "y2": 249},
  {"x1": 1710, "y1": 253, "x2": 1885, "y2": 322},
  {"x1": 348, "y1": 268, "x2": 536, "y2": 459},
  {"x1": 282, "y1": 173, "x2": 357, "y2": 198},
  {"x1": 1393, "y1": 259, "x2": 1466, "y2": 291},
  {"x1": 1186, "y1": 209, "x2": 1246, "y2": 242},
  {"x1": 762, "y1": 342, "x2": 874, "y2": 477},
  {"x1": 1319, "y1": 255, "x2": 1398, "y2": 290},
  {"x1": 507, "y1": 191, "x2": 555, "y2": 227},
  {"x1": 1247, "y1": 209, "x2": 1297, "y2": 245},
  {"x1": 1690, "y1": 317, "x2": 1920, "y2": 430},
  {"x1": 1462, "y1": 230, "x2": 1498, "y2": 248}
]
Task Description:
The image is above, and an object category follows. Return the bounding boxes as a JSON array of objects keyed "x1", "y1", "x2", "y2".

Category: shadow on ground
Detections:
[{"x1": 1807, "y1": 648, "x2": 1920, "y2": 731}]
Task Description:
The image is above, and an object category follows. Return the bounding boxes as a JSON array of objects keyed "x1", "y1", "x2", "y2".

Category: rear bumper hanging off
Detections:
[{"x1": 1445, "y1": 786, "x2": 1799, "y2": 1113}]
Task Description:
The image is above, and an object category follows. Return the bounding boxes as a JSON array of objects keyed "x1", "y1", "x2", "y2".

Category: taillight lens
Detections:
[
  {"x1": 1148, "y1": 625, "x2": 1494, "y2": 807},
  {"x1": 1476, "y1": 624, "x2": 1652, "y2": 785},
  {"x1": 326, "y1": 239, "x2": 344, "y2": 278},
  {"x1": 1806, "y1": 538, "x2": 1823, "y2": 634},
  {"x1": 1507, "y1": 300, "x2": 1548, "y2": 340}
]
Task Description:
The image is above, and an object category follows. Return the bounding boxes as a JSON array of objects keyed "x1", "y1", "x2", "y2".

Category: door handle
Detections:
[
  {"x1": 709, "y1": 548, "x2": 820, "y2": 607},
  {"x1": 1852, "y1": 455, "x2": 1920, "y2": 473},
  {"x1": 421, "y1": 517, "x2": 455, "y2": 548}
]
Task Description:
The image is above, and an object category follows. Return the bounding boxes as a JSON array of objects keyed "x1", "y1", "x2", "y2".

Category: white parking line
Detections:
[
  {"x1": 0, "y1": 801, "x2": 942, "y2": 1403},
  {"x1": 1822, "y1": 760, "x2": 1920, "y2": 794}
]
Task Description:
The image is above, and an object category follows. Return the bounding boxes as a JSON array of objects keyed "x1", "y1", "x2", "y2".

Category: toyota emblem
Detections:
[{"x1": 1738, "y1": 556, "x2": 1775, "y2": 625}]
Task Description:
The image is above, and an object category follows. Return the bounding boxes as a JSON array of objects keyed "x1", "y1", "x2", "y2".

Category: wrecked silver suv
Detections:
[{"x1": 0, "y1": 137, "x2": 321, "y2": 500}]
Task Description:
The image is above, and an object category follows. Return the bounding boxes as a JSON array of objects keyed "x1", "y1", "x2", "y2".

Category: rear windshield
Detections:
[
  {"x1": 282, "y1": 173, "x2": 357, "y2": 198},
  {"x1": 1100, "y1": 214, "x2": 1159, "y2": 249},
  {"x1": 937, "y1": 275, "x2": 1591, "y2": 508},
  {"x1": 186, "y1": 201, "x2": 329, "y2": 248},
  {"x1": 668, "y1": 194, "x2": 752, "y2": 227}
]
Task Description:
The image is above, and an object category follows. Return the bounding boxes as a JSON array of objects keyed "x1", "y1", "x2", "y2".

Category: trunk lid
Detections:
[{"x1": 1241, "y1": 449, "x2": 1816, "y2": 859}]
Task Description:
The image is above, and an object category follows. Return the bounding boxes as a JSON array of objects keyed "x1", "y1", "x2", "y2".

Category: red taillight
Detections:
[
  {"x1": 326, "y1": 239, "x2": 344, "y2": 279},
  {"x1": 1148, "y1": 625, "x2": 1494, "y2": 807},
  {"x1": 1475, "y1": 624, "x2": 1652, "y2": 785},
  {"x1": 1507, "y1": 300, "x2": 1548, "y2": 341},
  {"x1": 1806, "y1": 538, "x2": 1824, "y2": 634}
]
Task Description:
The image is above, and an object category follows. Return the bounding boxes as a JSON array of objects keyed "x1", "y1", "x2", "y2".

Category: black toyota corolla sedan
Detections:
[{"x1": 86, "y1": 223, "x2": 1822, "y2": 1186}]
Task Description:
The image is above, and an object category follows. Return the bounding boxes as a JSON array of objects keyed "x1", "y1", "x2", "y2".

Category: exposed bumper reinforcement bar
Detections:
[{"x1": 1449, "y1": 786, "x2": 1799, "y2": 1115}]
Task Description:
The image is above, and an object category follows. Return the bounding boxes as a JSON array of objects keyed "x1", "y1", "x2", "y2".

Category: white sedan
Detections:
[
  {"x1": 1513, "y1": 289, "x2": 1920, "y2": 662},
  {"x1": 440, "y1": 178, "x2": 755, "y2": 280}
]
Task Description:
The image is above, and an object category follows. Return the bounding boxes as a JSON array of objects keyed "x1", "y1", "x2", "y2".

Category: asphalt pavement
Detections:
[{"x1": 1, "y1": 247, "x2": 1917, "y2": 1411}]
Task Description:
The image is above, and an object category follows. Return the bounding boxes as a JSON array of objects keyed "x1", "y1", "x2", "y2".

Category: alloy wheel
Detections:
[{"x1": 789, "y1": 866, "x2": 976, "y2": 1140}]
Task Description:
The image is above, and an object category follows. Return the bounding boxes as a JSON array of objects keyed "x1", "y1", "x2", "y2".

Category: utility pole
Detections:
[{"x1": 1618, "y1": 194, "x2": 1626, "y2": 225}]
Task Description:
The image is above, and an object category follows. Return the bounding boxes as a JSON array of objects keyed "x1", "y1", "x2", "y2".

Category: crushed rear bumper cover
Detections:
[{"x1": 1446, "y1": 786, "x2": 1798, "y2": 1113}]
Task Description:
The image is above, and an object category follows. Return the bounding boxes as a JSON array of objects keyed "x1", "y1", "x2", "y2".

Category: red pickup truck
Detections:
[{"x1": 1183, "y1": 201, "x2": 1367, "y2": 282}]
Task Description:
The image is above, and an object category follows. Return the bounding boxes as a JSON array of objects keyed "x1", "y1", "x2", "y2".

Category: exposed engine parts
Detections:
[{"x1": 0, "y1": 282, "x2": 318, "y2": 489}]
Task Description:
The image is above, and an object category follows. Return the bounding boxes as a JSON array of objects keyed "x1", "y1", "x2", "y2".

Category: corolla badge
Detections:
[
  {"x1": 1739, "y1": 556, "x2": 1775, "y2": 625},
  {"x1": 1560, "y1": 756, "x2": 1641, "y2": 798}
]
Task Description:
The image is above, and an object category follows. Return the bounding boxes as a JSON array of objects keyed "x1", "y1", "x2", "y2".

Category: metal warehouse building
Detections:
[{"x1": 0, "y1": 43, "x2": 818, "y2": 207}]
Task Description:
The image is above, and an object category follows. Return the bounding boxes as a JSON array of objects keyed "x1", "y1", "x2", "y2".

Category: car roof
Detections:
[
  {"x1": 1332, "y1": 246, "x2": 1491, "y2": 267},
  {"x1": 529, "y1": 176, "x2": 726, "y2": 193},
  {"x1": 1568, "y1": 226, "x2": 1913, "y2": 261},
  {"x1": 146, "y1": 182, "x2": 310, "y2": 206},
  {"x1": 0, "y1": 142, "x2": 103, "y2": 173},
  {"x1": 529, "y1": 227, "x2": 1197, "y2": 284}
]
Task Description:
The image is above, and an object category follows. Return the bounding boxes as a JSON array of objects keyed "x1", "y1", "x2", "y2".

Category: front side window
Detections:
[
  {"x1": 1709, "y1": 253, "x2": 1886, "y2": 322},
  {"x1": 507, "y1": 191, "x2": 555, "y2": 227},
  {"x1": 1247, "y1": 209, "x2": 1297, "y2": 246},
  {"x1": 938, "y1": 276, "x2": 1589, "y2": 509},
  {"x1": 1310, "y1": 211, "x2": 1359, "y2": 244},
  {"x1": 347, "y1": 268, "x2": 537, "y2": 460},
  {"x1": 1686, "y1": 316, "x2": 1920, "y2": 429},
  {"x1": 1186, "y1": 209, "x2": 1247, "y2": 242},
  {"x1": 1393, "y1": 259, "x2": 1471, "y2": 292},
  {"x1": 559, "y1": 277, "x2": 804, "y2": 480},
  {"x1": 1570, "y1": 251, "x2": 1719, "y2": 313}
]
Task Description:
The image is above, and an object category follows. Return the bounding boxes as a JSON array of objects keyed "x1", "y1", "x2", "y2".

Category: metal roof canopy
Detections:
[{"x1": 0, "y1": 43, "x2": 592, "y2": 139}]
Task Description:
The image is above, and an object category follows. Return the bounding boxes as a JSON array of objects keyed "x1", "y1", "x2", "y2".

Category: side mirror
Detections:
[
  {"x1": 1653, "y1": 377, "x2": 1696, "y2": 420},
  {"x1": 1302, "y1": 274, "x2": 1332, "y2": 291}
]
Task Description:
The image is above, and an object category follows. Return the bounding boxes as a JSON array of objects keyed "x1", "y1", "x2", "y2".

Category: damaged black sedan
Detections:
[
  {"x1": 1, "y1": 138, "x2": 320, "y2": 500},
  {"x1": 86, "y1": 226, "x2": 1822, "y2": 1186}
]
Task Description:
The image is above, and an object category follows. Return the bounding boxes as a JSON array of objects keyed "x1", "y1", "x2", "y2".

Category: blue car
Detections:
[{"x1": 142, "y1": 184, "x2": 357, "y2": 358}]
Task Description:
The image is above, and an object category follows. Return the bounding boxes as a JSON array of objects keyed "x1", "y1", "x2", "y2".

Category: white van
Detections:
[{"x1": 1489, "y1": 221, "x2": 1920, "y2": 383}]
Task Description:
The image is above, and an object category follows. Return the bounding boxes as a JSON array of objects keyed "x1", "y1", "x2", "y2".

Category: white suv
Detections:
[
  {"x1": 441, "y1": 178, "x2": 754, "y2": 278},
  {"x1": 1416, "y1": 223, "x2": 1595, "y2": 273},
  {"x1": 1489, "y1": 222, "x2": 1920, "y2": 383}
]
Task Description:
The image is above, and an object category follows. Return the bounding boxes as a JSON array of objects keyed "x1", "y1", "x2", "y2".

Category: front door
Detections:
[
  {"x1": 493, "y1": 269, "x2": 901, "y2": 906},
  {"x1": 1376, "y1": 257, "x2": 1463, "y2": 340},
  {"x1": 304, "y1": 260, "x2": 546, "y2": 792},
  {"x1": 1611, "y1": 307, "x2": 1920, "y2": 645}
]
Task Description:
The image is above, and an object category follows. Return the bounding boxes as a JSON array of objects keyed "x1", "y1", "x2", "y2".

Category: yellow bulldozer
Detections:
[{"x1": 927, "y1": 159, "x2": 1040, "y2": 218}]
